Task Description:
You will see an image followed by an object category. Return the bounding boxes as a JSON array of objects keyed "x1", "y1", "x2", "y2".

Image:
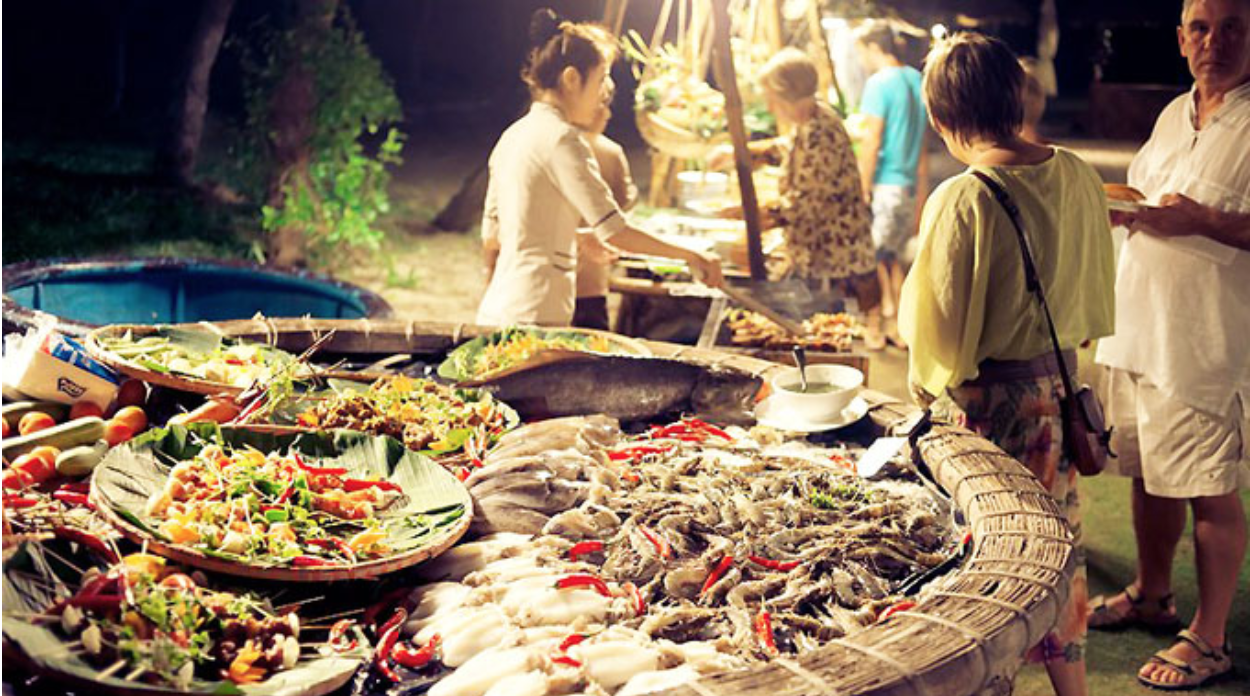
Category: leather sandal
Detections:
[
  {"x1": 1088, "y1": 585, "x2": 1181, "y2": 632},
  {"x1": 1138, "y1": 628, "x2": 1233, "y2": 691}
]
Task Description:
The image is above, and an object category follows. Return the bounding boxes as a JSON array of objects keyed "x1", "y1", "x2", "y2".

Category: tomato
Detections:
[
  {"x1": 103, "y1": 420, "x2": 135, "y2": 447},
  {"x1": 18, "y1": 411, "x2": 56, "y2": 436},
  {"x1": 111, "y1": 406, "x2": 148, "y2": 435},
  {"x1": 69, "y1": 401, "x2": 105, "y2": 420},
  {"x1": 115, "y1": 379, "x2": 148, "y2": 409}
]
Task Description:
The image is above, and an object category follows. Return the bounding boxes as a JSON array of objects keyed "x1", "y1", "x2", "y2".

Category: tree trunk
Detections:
[
  {"x1": 265, "y1": 0, "x2": 338, "y2": 268},
  {"x1": 155, "y1": 0, "x2": 237, "y2": 186}
]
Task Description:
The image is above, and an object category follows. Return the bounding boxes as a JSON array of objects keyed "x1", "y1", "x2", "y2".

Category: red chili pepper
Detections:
[
  {"x1": 224, "y1": 357, "x2": 245, "y2": 366},
  {"x1": 621, "y1": 470, "x2": 641, "y2": 484},
  {"x1": 755, "y1": 609, "x2": 778, "y2": 655},
  {"x1": 291, "y1": 555, "x2": 340, "y2": 567},
  {"x1": 376, "y1": 607, "x2": 409, "y2": 640},
  {"x1": 555, "y1": 574, "x2": 613, "y2": 598},
  {"x1": 276, "y1": 482, "x2": 296, "y2": 505},
  {"x1": 557, "y1": 633, "x2": 586, "y2": 652},
  {"x1": 671, "y1": 433, "x2": 707, "y2": 443},
  {"x1": 343, "y1": 479, "x2": 401, "y2": 493},
  {"x1": 700, "y1": 555, "x2": 735, "y2": 597},
  {"x1": 292, "y1": 452, "x2": 347, "y2": 476},
  {"x1": 59, "y1": 482, "x2": 91, "y2": 494},
  {"x1": 456, "y1": 467, "x2": 470, "y2": 482},
  {"x1": 306, "y1": 538, "x2": 356, "y2": 563},
  {"x1": 52, "y1": 491, "x2": 92, "y2": 508},
  {"x1": 470, "y1": 457, "x2": 484, "y2": 468},
  {"x1": 747, "y1": 555, "x2": 801, "y2": 572},
  {"x1": 829, "y1": 454, "x2": 855, "y2": 471},
  {"x1": 68, "y1": 593, "x2": 125, "y2": 611},
  {"x1": 877, "y1": 601, "x2": 917, "y2": 623},
  {"x1": 364, "y1": 587, "x2": 414, "y2": 629},
  {"x1": 374, "y1": 622, "x2": 404, "y2": 682},
  {"x1": 624, "y1": 582, "x2": 647, "y2": 615},
  {"x1": 651, "y1": 423, "x2": 694, "y2": 438},
  {"x1": 3, "y1": 495, "x2": 39, "y2": 509},
  {"x1": 551, "y1": 654, "x2": 582, "y2": 668},
  {"x1": 689, "y1": 418, "x2": 733, "y2": 441},
  {"x1": 608, "y1": 444, "x2": 674, "y2": 461},
  {"x1": 567, "y1": 540, "x2": 604, "y2": 561},
  {"x1": 328, "y1": 619, "x2": 359, "y2": 652},
  {"x1": 53, "y1": 527, "x2": 119, "y2": 564},
  {"x1": 393, "y1": 633, "x2": 440, "y2": 669},
  {"x1": 637, "y1": 525, "x2": 672, "y2": 560}
]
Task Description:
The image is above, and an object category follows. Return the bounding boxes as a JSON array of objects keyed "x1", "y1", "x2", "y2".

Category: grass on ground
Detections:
[{"x1": 1013, "y1": 477, "x2": 1250, "y2": 695}]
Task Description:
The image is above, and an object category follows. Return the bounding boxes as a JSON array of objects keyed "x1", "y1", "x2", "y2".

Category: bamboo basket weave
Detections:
[
  {"x1": 145, "y1": 317, "x2": 1075, "y2": 696},
  {"x1": 636, "y1": 109, "x2": 731, "y2": 161}
]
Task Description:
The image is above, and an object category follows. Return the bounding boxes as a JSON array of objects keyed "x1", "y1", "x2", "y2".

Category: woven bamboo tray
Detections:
[
  {"x1": 123, "y1": 318, "x2": 1075, "y2": 695},
  {"x1": 637, "y1": 108, "x2": 731, "y2": 160}
]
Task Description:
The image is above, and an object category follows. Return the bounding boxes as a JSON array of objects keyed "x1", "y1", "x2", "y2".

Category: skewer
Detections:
[
  {"x1": 99, "y1": 658, "x2": 129, "y2": 679},
  {"x1": 36, "y1": 542, "x2": 87, "y2": 577},
  {"x1": 274, "y1": 595, "x2": 326, "y2": 612},
  {"x1": 304, "y1": 606, "x2": 366, "y2": 623}
]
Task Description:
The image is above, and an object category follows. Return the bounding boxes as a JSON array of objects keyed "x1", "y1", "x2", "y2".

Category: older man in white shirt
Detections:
[{"x1": 1090, "y1": 0, "x2": 1250, "y2": 690}]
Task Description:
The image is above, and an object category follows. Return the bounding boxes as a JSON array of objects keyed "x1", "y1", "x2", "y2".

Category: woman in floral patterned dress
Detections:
[{"x1": 722, "y1": 48, "x2": 886, "y2": 348}]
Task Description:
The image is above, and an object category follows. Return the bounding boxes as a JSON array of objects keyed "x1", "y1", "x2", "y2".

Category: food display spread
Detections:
[
  {"x1": 1, "y1": 319, "x2": 1067, "y2": 696},
  {"x1": 724, "y1": 309, "x2": 865, "y2": 352}
]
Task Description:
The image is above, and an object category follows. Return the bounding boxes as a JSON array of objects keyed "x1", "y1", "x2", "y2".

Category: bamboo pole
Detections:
[
  {"x1": 711, "y1": 0, "x2": 765, "y2": 280},
  {"x1": 805, "y1": 0, "x2": 846, "y2": 113},
  {"x1": 602, "y1": 0, "x2": 629, "y2": 35}
]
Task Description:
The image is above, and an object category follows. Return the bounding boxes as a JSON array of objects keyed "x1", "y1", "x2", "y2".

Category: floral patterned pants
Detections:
[{"x1": 936, "y1": 374, "x2": 1088, "y2": 665}]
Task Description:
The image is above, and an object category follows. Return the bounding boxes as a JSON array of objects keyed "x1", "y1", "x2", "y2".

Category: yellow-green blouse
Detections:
[{"x1": 899, "y1": 148, "x2": 1116, "y2": 398}]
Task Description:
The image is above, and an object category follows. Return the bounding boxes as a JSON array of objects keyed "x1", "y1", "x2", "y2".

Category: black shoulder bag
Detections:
[{"x1": 971, "y1": 170, "x2": 1114, "y2": 476}]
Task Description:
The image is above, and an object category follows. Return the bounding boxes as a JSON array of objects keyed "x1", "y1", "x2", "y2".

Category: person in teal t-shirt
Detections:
[{"x1": 854, "y1": 20, "x2": 928, "y2": 347}]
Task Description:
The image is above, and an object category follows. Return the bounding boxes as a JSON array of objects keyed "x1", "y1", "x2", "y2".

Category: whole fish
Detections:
[{"x1": 462, "y1": 351, "x2": 762, "y2": 425}]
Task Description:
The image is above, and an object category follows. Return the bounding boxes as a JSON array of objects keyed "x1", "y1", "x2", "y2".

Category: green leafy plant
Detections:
[{"x1": 238, "y1": 4, "x2": 404, "y2": 267}]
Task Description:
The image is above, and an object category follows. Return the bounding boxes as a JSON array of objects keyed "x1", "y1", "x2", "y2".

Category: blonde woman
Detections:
[{"x1": 718, "y1": 48, "x2": 884, "y2": 347}]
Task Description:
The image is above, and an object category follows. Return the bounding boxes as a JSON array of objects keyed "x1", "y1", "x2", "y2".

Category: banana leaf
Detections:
[
  {"x1": 91, "y1": 424, "x2": 471, "y2": 581},
  {"x1": 2, "y1": 545, "x2": 366, "y2": 696}
]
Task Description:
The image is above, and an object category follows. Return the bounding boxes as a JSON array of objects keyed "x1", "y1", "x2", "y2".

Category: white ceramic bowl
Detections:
[{"x1": 768, "y1": 364, "x2": 864, "y2": 423}]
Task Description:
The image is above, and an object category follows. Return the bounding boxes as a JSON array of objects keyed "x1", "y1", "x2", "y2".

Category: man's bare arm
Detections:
[
  {"x1": 855, "y1": 115, "x2": 884, "y2": 204},
  {"x1": 1132, "y1": 193, "x2": 1250, "y2": 252}
]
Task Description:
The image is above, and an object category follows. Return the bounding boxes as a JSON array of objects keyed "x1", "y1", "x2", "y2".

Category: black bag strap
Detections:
[{"x1": 969, "y1": 170, "x2": 1080, "y2": 404}]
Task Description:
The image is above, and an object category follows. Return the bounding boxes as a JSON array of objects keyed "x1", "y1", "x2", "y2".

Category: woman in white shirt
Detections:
[{"x1": 478, "y1": 10, "x2": 723, "y2": 327}]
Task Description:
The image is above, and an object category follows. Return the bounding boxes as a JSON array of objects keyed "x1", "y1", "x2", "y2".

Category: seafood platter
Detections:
[{"x1": 3, "y1": 317, "x2": 1077, "y2": 696}]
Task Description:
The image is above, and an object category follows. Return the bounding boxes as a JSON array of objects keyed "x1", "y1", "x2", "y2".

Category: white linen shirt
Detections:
[
  {"x1": 1096, "y1": 82, "x2": 1250, "y2": 417},
  {"x1": 477, "y1": 103, "x2": 627, "y2": 327}
]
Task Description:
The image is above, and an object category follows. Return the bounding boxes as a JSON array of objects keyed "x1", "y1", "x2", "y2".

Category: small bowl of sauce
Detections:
[{"x1": 769, "y1": 364, "x2": 864, "y2": 423}]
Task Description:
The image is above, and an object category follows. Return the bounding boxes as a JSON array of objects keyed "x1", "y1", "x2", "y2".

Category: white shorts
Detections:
[
  {"x1": 1100, "y1": 367, "x2": 1250, "y2": 498},
  {"x1": 870, "y1": 184, "x2": 915, "y2": 261}
]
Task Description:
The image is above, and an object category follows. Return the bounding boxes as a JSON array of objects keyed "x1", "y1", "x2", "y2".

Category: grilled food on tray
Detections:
[
  {"x1": 725, "y1": 309, "x2": 864, "y2": 351},
  {"x1": 438, "y1": 327, "x2": 619, "y2": 381},
  {"x1": 291, "y1": 375, "x2": 516, "y2": 457},
  {"x1": 46, "y1": 554, "x2": 304, "y2": 688}
]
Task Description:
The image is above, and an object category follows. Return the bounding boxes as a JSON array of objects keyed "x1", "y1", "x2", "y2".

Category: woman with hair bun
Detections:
[{"x1": 478, "y1": 9, "x2": 723, "y2": 327}]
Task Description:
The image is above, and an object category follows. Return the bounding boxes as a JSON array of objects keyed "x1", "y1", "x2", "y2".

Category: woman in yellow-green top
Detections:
[{"x1": 899, "y1": 34, "x2": 1114, "y2": 696}]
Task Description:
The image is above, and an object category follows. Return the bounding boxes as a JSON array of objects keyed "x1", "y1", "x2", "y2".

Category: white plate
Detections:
[{"x1": 754, "y1": 395, "x2": 869, "y2": 433}]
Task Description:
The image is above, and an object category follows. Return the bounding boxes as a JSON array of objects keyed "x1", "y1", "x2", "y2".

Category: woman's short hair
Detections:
[
  {"x1": 521, "y1": 9, "x2": 617, "y2": 95},
  {"x1": 759, "y1": 48, "x2": 820, "y2": 103},
  {"x1": 922, "y1": 32, "x2": 1024, "y2": 143}
]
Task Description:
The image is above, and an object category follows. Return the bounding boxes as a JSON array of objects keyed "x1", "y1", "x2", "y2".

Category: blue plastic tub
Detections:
[{"x1": 3, "y1": 258, "x2": 392, "y2": 336}]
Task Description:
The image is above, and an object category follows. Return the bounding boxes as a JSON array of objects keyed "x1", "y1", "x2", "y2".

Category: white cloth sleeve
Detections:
[
  {"x1": 549, "y1": 130, "x2": 626, "y2": 243},
  {"x1": 481, "y1": 169, "x2": 500, "y2": 245}
]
